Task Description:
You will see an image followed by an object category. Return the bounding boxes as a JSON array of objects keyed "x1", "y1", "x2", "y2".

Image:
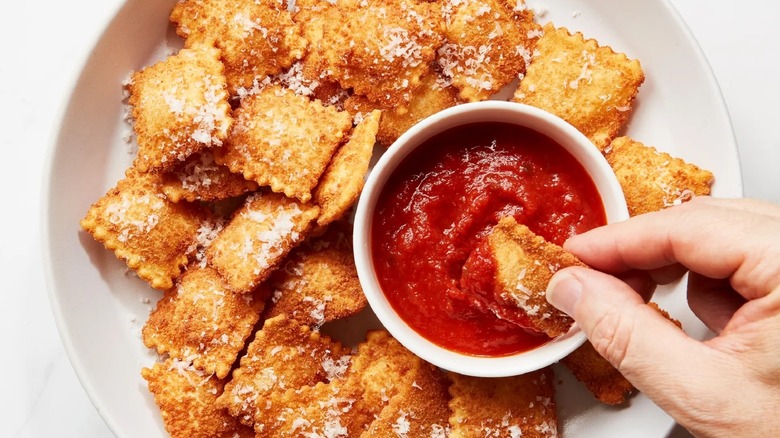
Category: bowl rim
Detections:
[{"x1": 353, "y1": 101, "x2": 629, "y2": 377}]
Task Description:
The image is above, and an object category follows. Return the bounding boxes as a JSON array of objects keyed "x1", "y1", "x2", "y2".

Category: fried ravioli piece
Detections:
[
  {"x1": 605, "y1": 136, "x2": 714, "y2": 216},
  {"x1": 321, "y1": 0, "x2": 444, "y2": 112},
  {"x1": 562, "y1": 338, "x2": 635, "y2": 406},
  {"x1": 170, "y1": 0, "x2": 307, "y2": 95},
  {"x1": 562, "y1": 302, "x2": 681, "y2": 405},
  {"x1": 218, "y1": 314, "x2": 351, "y2": 426},
  {"x1": 259, "y1": 380, "x2": 370, "y2": 437},
  {"x1": 206, "y1": 191, "x2": 320, "y2": 292},
  {"x1": 313, "y1": 110, "x2": 380, "y2": 227},
  {"x1": 460, "y1": 216, "x2": 586, "y2": 337},
  {"x1": 127, "y1": 44, "x2": 232, "y2": 172},
  {"x1": 161, "y1": 150, "x2": 259, "y2": 202},
  {"x1": 448, "y1": 368, "x2": 558, "y2": 438},
  {"x1": 80, "y1": 169, "x2": 204, "y2": 290},
  {"x1": 344, "y1": 73, "x2": 460, "y2": 146},
  {"x1": 361, "y1": 359, "x2": 452, "y2": 438},
  {"x1": 255, "y1": 329, "x2": 443, "y2": 436},
  {"x1": 513, "y1": 23, "x2": 644, "y2": 150},
  {"x1": 142, "y1": 358, "x2": 253, "y2": 438},
  {"x1": 214, "y1": 85, "x2": 353, "y2": 202},
  {"x1": 343, "y1": 330, "x2": 422, "y2": 419},
  {"x1": 438, "y1": 0, "x2": 541, "y2": 102},
  {"x1": 289, "y1": 1, "x2": 351, "y2": 106},
  {"x1": 142, "y1": 266, "x2": 266, "y2": 379},
  {"x1": 264, "y1": 225, "x2": 367, "y2": 327}
]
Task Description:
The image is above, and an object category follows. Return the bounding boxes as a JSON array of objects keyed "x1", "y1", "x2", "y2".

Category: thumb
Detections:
[{"x1": 546, "y1": 267, "x2": 724, "y2": 408}]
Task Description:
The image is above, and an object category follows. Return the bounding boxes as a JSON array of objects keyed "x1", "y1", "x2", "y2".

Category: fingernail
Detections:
[{"x1": 546, "y1": 271, "x2": 583, "y2": 316}]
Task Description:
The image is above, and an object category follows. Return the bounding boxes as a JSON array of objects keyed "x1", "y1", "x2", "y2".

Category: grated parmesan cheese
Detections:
[
  {"x1": 322, "y1": 354, "x2": 351, "y2": 381},
  {"x1": 392, "y1": 411, "x2": 411, "y2": 437}
]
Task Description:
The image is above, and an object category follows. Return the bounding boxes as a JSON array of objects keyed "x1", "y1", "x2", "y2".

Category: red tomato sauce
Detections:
[{"x1": 371, "y1": 122, "x2": 606, "y2": 356}]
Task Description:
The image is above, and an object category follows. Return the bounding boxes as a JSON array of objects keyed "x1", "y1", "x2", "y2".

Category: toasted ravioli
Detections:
[
  {"x1": 313, "y1": 110, "x2": 380, "y2": 227},
  {"x1": 170, "y1": 0, "x2": 307, "y2": 94},
  {"x1": 265, "y1": 226, "x2": 366, "y2": 326},
  {"x1": 562, "y1": 302, "x2": 681, "y2": 405},
  {"x1": 460, "y1": 216, "x2": 586, "y2": 337},
  {"x1": 438, "y1": 0, "x2": 541, "y2": 102},
  {"x1": 142, "y1": 267, "x2": 266, "y2": 379},
  {"x1": 343, "y1": 331, "x2": 422, "y2": 415},
  {"x1": 513, "y1": 23, "x2": 644, "y2": 150},
  {"x1": 605, "y1": 136, "x2": 714, "y2": 216},
  {"x1": 344, "y1": 73, "x2": 461, "y2": 146},
  {"x1": 362, "y1": 360, "x2": 452, "y2": 438},
  {"x1": 161, "y1": 150, "x2": 258, "y2": 202},
  {"x1": 289, "y1": 2, "x2": 351, "y2": 106},
  {"x1": 448, "y1": 368, "x2": 558, "y2": 438},
  {"x1": 214, "y1": 85, "x2": 353, "y2": 202},
  {"x1": 561, "y1": 339, "x2": 635, "y2": 406},
  {"x1": 142, "y1": 358, "x2": 252, "y2": 438},
  {"x1": 218, "y1": 314, "x2": 351, "y2": 426},
  {"x1": 259, "y1": 380, "x2": 370, "y2": 437},
  {"x1": 320, "y1": 0, "x2": 444, "y2": 111},
  {"x1": 206, "y1": 191, "x2": 320, "y2": 292},
  {"x1": 127, "y1": 44, "x2": 232, "y2": 172},
  {"x1": 80, "y1": 169, "x2": 204, "y2": 290}
]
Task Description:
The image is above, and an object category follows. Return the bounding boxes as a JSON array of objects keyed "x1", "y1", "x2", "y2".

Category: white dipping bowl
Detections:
[{"x1": 353, "y1": 101, "x2": 629, "y2": 377}]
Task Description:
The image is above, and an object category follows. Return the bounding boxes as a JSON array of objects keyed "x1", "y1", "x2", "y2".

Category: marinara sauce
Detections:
[{"x1": 371, "y1": 122, "x2": 606, "y2": 356}]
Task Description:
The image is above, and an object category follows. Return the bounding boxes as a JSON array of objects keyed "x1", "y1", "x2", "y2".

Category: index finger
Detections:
[{"x1": 564, "y1": 197, "x2": 780, "y2": 300}]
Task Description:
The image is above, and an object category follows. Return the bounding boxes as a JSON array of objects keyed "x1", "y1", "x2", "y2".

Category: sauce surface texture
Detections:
[{"x1": 371, "y1": 122, "x2": 606, "y2": 356}]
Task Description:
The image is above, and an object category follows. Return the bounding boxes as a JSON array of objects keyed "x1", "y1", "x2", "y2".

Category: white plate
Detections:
[{"x1": 43, "y1": 0, "x2": 742, "y2": 437}]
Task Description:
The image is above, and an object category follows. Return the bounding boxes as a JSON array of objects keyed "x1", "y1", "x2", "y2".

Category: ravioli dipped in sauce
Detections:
[{"x1": 371, "y1": 122, "x2": 605, "y2": 356}]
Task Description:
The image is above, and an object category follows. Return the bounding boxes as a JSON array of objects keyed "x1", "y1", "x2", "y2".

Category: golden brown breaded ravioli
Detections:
[
  {"x1": 170, "y1": 0, "x2": 307, "y2": 94},
  {"x1": 142, "y1": 266, "x2": 266, "y2": 379},
  {"x1": 448, "y1": 368, "x2": 558, "y2": 438},
  {"x1": 214, "y1": 85, "x2": 352, "y2": 202},
  {"x1": 461, "y1": 216, "x2": 586, "y2": 337},
  {"x1": 605, "y1": 136, "x2": 714, "y2": 216},
  {"x1": 438, "y1": 0, "x2": 541, "y2": 101},
  {"x1": 80, "y1": 169, "x2": 205, "y2": 290},
  {"x1": 127, "y1": 44, "x2": 233, "y2": 172},
  {"x1": 206, "y1": 191, "x2": 320, "y2": 292},
  {"x1": 513, "y1": 23, "x2": 644, "y2": 150}
]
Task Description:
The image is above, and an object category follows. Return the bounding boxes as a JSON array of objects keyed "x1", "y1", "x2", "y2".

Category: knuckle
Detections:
[{"x1": 589, "y1": 308, "x2": 635, "y2": 370}]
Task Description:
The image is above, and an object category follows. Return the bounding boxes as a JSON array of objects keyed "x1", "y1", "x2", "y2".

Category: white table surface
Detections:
[{"x1": 2, "y1": 0, "x2": 777, "y2": 436}]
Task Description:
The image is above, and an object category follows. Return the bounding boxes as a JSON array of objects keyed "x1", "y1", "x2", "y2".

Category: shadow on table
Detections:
[{"x1": 668, "y1": 424, "x2": 694, "y2": 437}]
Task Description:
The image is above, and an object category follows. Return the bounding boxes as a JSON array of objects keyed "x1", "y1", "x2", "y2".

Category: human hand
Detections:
[{"x1": 546, "y1": 197, "x2": 780, "y2": 438}]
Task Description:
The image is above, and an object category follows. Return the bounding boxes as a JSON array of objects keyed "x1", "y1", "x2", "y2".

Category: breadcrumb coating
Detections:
[
  {"x1": 170, "y1": 0, "x2": 307, "y2": 94},
  {"x1": 127, "y1": 44, "x2": 232, "y2": 172},
  {"x1": 317, "y1": 0, "x2": 444, "y2": 112},
  {"x1": 448, "y1": 368, "x2": 558, "y2": 438},
  {"x1": 218, "y1": 314, "x2": 351, "y2": 426},
  {"x1": 142, "y1": 266, "x2": 266, "y2": 379},
  {"x1": 80, "y1": 169, "x2": 204, "y2": 290},
  {"x1": 206, "y1": 191, "x2": 320, "y2": 292},
  {"x1": 142, "y1": 358, "x2": 253, "y2": 438},
  {"x1": 160, "y1": 150, "x2": 258, "y2": 202},
  {"x1": 264, "y1": 225, "x2": 367, "y2": 327},
  {"x1": 438, "y1": 0, "x2": 541, "y2": 101},
  {"x1": 344, "y1": 72, "x2": 461, "y2": 146},
  {"x1": 513, "y1": 23, "x2": 644, "y2": 150},
  {"x1": 313, "y1": 109, "x2": 380, "y2": 227},
  {"x1": 214, "y1": 85, "x2": 352, "y2": 202},
  {"x1": 461, "y1": 216, "x2": 585, "y2": 337},
  {"x1": 605, "y1": 136, "x2": 714, "y2": 216}
]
